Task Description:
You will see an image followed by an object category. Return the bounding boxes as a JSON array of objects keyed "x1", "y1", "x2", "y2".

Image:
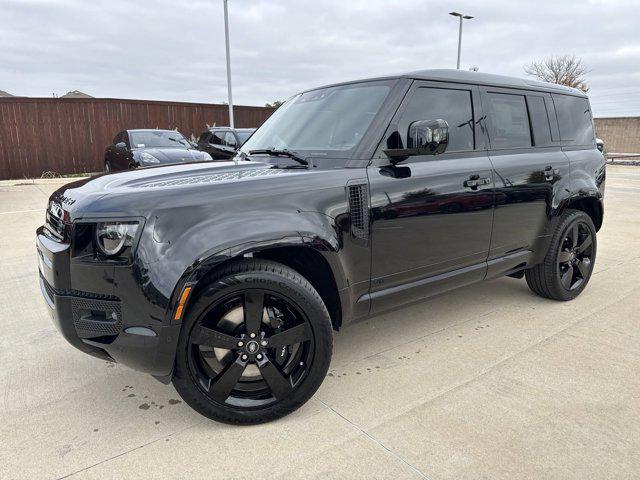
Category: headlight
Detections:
[
  {"x1": 140, "y1": 152, "x2": 160, "y2": 164},
  {"x1": 95, "y1": 222, "x2": 139, "y2": 257}
]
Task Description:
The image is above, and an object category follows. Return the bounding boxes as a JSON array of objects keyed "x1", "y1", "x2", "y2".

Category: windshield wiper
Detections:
[{"x1": 249, "y1": 148, "x2": 309, "y2": 166}]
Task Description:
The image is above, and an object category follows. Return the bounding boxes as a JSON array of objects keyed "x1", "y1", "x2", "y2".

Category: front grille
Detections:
[{"x1": 72, "y1": 297, "x2": 122, "y2": 338}]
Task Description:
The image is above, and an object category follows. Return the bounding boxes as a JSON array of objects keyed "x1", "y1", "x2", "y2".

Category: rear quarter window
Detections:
[
  {"x1": 552, "y1": 94, "x2": 595, "y2": 146},
  {"x1": 527, "y1": 95, "x2": 554, "y2": 147}
]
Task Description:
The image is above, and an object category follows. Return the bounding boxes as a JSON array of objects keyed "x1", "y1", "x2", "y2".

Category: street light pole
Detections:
[
  {"x1": 223, "y1": 0, "x2": 234, "y2": 128},
  {"x1": 449, "y1": 12, "x2": 473, "y2": 70}
]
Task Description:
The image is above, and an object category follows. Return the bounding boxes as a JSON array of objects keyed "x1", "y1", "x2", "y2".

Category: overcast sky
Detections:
[{"x1": 1, "y1": 0, "x2": 639, "y2": 117}]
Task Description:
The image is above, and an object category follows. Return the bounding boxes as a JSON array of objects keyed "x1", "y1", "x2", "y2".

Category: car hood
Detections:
[
  {"x1": 49, "y1": 160, "x2": 313, "y2": 220},
  {"x1": 135, "y1": 147, "x2": 210, "y2": 163}
]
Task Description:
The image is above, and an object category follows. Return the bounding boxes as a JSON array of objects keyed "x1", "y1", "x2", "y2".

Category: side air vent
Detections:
[{"x1": 347, "y1": 181, "x2": 370, "y2": 241}]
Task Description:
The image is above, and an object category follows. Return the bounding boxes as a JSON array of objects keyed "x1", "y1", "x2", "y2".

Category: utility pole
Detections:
[
  {"x1": 223, "y1": 0, "x2": 234, "y2": 127},
  {"x1": 449, "y1": 12, "x2": 474, "y2": 70}
]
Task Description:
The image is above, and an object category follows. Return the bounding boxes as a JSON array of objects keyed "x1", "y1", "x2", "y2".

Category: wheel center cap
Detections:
[{"x1": 246, "y1": 340, "x2": 259, "y2": 354}]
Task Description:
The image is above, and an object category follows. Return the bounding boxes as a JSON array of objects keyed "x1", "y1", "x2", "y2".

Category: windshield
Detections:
[
  {"x1": 130, "y1": 131, "x2": 191, "y2": 149},
  {"x1": 241, "y1": 80, "x2": 393, "y2": 158}
]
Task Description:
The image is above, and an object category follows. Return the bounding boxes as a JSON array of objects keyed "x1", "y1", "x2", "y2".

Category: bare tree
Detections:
[{"x1": 524, "y1": 55, "x2": 589, "y2": 92}]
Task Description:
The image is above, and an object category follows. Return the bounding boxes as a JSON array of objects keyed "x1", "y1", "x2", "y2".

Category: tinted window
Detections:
[
  {"x1": 486, "y1": 93, "x2": 531, "y2": 148},
  {"x1": 224, "y1": 132, "x2": 237, "y2": 147},
  {"x1": 211, "y1": 131, "x2": 226, "y2": 145},
  {"x1": 397, "y1": 87, "x2": 475, "y2": 152},
  {"x1": 198, "y1": 131, "x2": 210, "y2": 143},
  {"x1": 552, "y1": 94, "x2": 594, "y2": 146},
  {"x1": 527, "y1": 95, "x2": 553, "y2": 147}
]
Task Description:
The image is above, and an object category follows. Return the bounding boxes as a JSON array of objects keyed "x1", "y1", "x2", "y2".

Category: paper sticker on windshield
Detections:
[{"x1": 137, "y1": 144, "x2": 145, "y2": 148}]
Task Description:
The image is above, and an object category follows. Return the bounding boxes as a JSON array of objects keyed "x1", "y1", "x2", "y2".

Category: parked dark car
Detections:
[
  {"x1": 104, "y1": 129, "x2": 212, "y2": 171},
  {"x1": 38, "y1": 70, "x2": 605, "y2": 425},
  {"x1": 196, "y1": 127, "x2": 255, "y2": 160}
]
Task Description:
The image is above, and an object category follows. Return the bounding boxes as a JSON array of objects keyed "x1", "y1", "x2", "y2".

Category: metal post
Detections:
[
  {"x1": 223, "y1": 0, "x2": 234, "y2": 128},
  {"x1": 449, "y1": 12, "x2": 473, "y2": 70},
  {"x1": 456, "y1": 16, "x2": 462, "y2": 70}
]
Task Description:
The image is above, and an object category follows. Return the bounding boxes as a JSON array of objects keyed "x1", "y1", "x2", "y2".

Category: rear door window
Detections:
[
  {"x1": 396, "y1": 87, "x2": 475, "y2": 152},
  {"x1": 486, "y1": 93, "x2": 532, "y2": 149},
  {"x1": 552, "y1": 94, "x2": 594, "y2": 146}
]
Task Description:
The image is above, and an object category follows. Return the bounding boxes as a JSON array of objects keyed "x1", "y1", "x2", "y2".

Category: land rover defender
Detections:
[{"x1": 37, "y1": 70, "x2": 605, "y2": 424}]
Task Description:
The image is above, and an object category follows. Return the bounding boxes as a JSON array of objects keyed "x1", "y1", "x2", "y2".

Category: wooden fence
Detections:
[{"x1": 0, "y1": 98, "x2": 275, "y2": 179}]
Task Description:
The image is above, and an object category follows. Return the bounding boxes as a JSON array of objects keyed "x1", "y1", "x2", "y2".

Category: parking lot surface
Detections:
[{"x1": 1, "y1": 166, "x2": 639, "y2": 479}]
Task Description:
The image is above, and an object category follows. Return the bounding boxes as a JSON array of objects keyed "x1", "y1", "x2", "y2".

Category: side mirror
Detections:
[
  {"x1": 596, "y1": 138, "x2": 604, "y2": 153},
  {"x1": 115, "y1": 142, "x2": 127, "y2": 150},
  {"x1": 384, "y1": 119, "x2": 449, "y2": 163},
  {"x1": 407, "y1": 119, "x2": 449, "y2": 154}
]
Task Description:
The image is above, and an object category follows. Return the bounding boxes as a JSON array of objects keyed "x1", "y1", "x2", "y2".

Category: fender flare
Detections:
[{"x1": 164, "y1": 232, "x2": 348, "y2": 325}]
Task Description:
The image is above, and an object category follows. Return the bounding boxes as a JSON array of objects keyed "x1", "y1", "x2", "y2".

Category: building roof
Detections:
[
  {"x1": 0, "y1": 90, "x2": 14, "y2": 97},
  {"x1": 60, "y1": 90, "x2": 94, "y2": 99}
]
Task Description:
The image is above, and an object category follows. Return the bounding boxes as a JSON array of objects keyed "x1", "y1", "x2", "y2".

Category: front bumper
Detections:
[{"x1": 37, "y1": 226, "x2": 180, "y2": 381}]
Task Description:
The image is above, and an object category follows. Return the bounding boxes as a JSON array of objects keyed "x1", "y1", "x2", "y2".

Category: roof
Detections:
[
  {"x1": 207, "y1": 127, "x2": 256, "y2": 132},
  {"x1": 60, "y1": 90, "x2": 94, "y2": 98},
  {"x1": 0, "y1": 90, "x2": 13, "y2": 97},
  {"x1": 313, "y1": 69, "x2": 587, "y2": 97}
]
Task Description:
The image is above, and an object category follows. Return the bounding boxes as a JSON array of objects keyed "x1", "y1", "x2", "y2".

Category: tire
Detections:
[
  {"x1": 172, "y1": 259, "x2": 333, "y2": 425},
  {"x1": 525, "y1": 209, "x2": 597, "y2": 301}
]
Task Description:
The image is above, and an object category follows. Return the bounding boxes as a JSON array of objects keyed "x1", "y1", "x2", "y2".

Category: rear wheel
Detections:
[
  {"x1": 172, "y1": 259, "x2": 333, "y2": 424},
  {"x1": 526, "y1": 209, "x2": 597, "y2": 301}
]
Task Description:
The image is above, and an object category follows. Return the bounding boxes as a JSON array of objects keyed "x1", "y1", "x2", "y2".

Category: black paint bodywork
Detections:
[{"x1": 37, "y1": 70, "x2": 605, "y2": 383}]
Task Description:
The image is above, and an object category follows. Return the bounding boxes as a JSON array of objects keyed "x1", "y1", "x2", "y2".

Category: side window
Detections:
[
  {"x1": 211, "y1": 131, "x2": 226, "y2": 145},
  {"x1": 486, "y1": 93, "x2": 532, "y2": 149},
  {"x1": 527, "y1": 96, "x2": 553, "y2": 147},
  {"x1": 552, "y1": 94, "x2": 594, "y2": 146},
  {"x1": 224, "y1": 132, "x2": 237, "y2": 147},
  {"x1": 396, "y1": 87, "x2": 475, "y2": 152}
]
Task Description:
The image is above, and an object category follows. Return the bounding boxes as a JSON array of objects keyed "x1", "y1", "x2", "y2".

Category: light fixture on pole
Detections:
[
  {"x1": 223, "y1": 0, "x2": 234, "y2": 128},
  {"x1": 449, "y1": 12, "x2": 473, "y2": 70}
]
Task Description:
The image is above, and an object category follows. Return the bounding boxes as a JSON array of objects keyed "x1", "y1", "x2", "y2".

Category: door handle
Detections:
[{"x1": 464, "y1": 174, "x2": 490, "y2": 190}]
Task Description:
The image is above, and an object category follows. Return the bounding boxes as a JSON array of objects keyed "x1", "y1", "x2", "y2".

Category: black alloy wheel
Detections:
[
  {"x1": 526, "y1": 209, "x2": 597, "y2": 301},
  {"x1": 173, "y1": 259, "x2": 333, "y2": 424},
  {"x1": 557, "y1": 220, "x2": 594, "y2": 291},
  {"x1": 188, "y1": 290, "x2": 314, "y2": 407}
]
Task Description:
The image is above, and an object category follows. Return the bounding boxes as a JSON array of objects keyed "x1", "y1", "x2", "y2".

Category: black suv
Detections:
[
  {"x1": 37, "y1": 70, "x2": 605, "y2": 424},
  {"x1": 196, "y1": 127, "x2": 255, "y2": 160},
  {"x1": 105, "y1": 129, "x2": 212, "y2": 171}
]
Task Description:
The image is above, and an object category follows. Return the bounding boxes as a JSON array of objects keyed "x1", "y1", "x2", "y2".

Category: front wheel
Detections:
[
  {"x1": 172, "y1": 259, "x2": 333, "y2": 424},
  {"x1": 526, "y1": 209, "x2": 597, "y2": 301}
]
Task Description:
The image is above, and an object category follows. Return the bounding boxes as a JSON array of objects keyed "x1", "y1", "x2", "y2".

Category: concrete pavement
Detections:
[{"x1": 0, "y1": 167, "x2": 638, "y2": 479}]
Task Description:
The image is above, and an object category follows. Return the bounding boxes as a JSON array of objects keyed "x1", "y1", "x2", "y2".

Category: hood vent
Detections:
[
  {"x1": 137, "y1": 168, "x2": 290, "y2": 188},
  {"x1": 347, "y1": 181, "x2": 370, "y2": 241}
]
